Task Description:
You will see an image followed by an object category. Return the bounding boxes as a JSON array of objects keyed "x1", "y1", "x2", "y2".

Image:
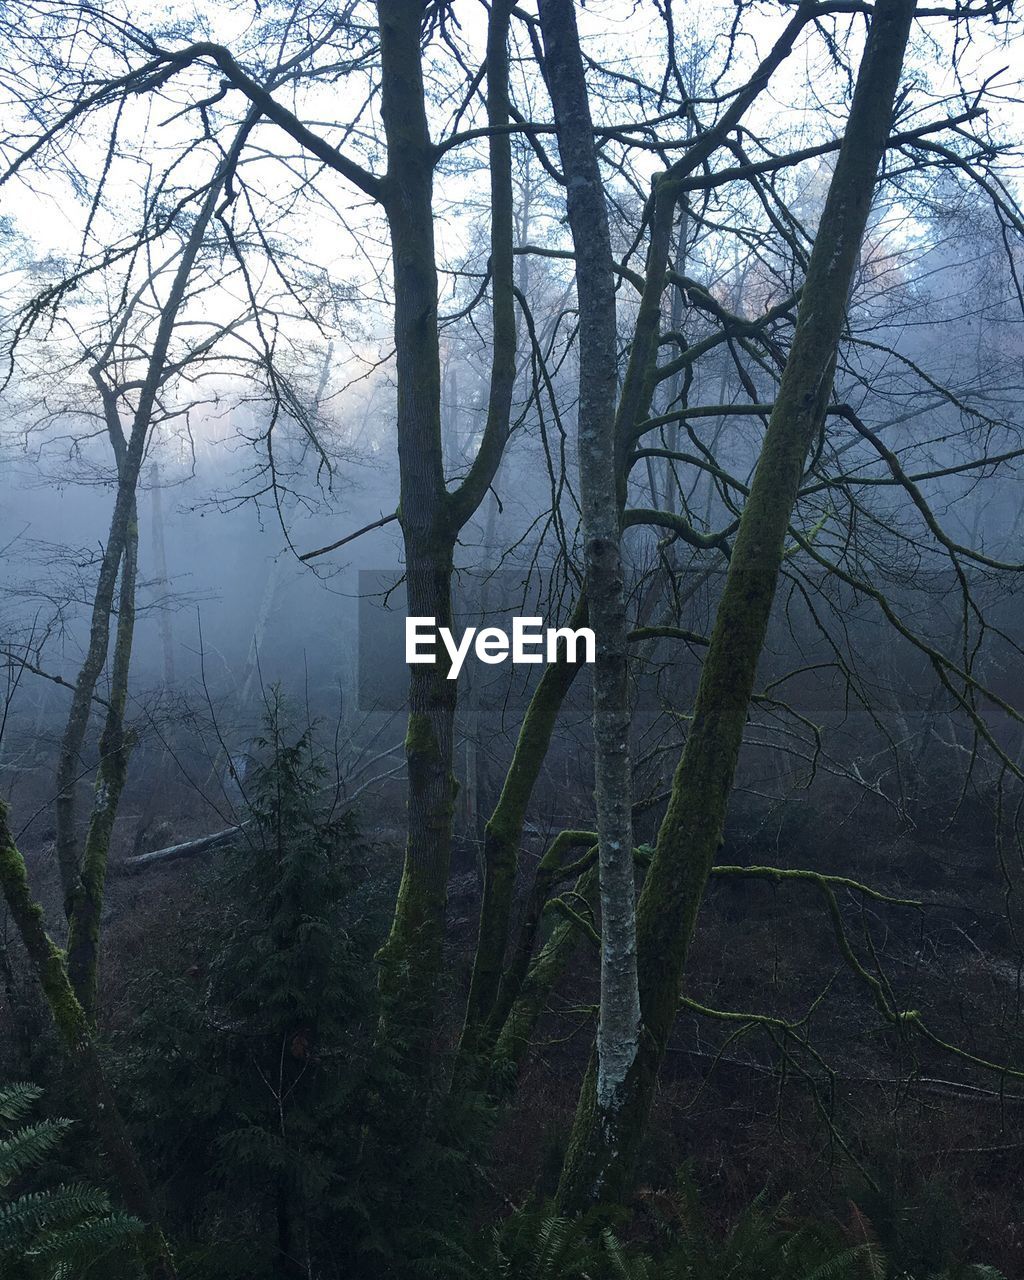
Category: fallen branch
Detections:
[{"x1": 118, "y1": 824, "x2": 244, "y2": 872}]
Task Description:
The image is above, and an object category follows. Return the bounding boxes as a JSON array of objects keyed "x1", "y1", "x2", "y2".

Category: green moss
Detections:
[
  {"x1": 405, "y1": 711, "x2": 436, "y2": 756},
  {"x1": 489, "y1": 864, "x2": 597, "y2": 1085},
  {"x1": 0, "y1": 801, "x2": 89, "y2": 1050},
  {"x1": 458, "y1": 605, "x2": 588, "y2": 1068},
  {"x1": 376, "y1": 857, "x2": 445, "y2": 1048},
  {"x1": 405, "y1": 711, "x2": 441, "y2": 799},
  {"x1": 556, "y1": 1059, "x2": 597, "y2": 1202}
]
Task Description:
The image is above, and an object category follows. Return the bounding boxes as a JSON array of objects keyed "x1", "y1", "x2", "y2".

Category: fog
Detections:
[{"x1": 3, "y1": 187, "x2": 1024, "y2": 830}]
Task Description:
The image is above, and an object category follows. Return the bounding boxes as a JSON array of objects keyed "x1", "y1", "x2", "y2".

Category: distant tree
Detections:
[
  {"x1": 206, "y1": 699, "x2": 367, "y2": 1278},
  {"x1": 123, "y1": 694, "x2": 374, "y2": 1278}
]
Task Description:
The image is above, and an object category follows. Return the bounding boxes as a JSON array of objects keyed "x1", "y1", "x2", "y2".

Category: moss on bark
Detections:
[
  {"x1": 457, "y1": 602, "x2": 589, "y2": 1073},
  {"x1": 0, "y1": 801, "x2": 177, "y2": 1279}
]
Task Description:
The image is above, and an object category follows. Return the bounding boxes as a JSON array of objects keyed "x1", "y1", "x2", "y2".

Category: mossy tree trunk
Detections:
[
  {"x1": 491, "y1": 863, "x2": 598, "y2": 1081},
  {"x1": 65, "y1": 500, "x2": 138, "y2": 1022},
  {"x1": 0, "y1": 802, "x2": 177, "y2": 1280},
  {"x1": 556, "y1": 0, "x2": 917, "y2": 1209},
  {"x1": 375, "y1": 0, "x2": 515, "y2": 1062},
  {"x1": 456, "y1": 600, "x2": 588, "y2": 1070}
]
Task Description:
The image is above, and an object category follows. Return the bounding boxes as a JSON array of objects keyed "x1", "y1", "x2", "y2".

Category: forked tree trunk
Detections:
[
  {"x1": 53, "y1": 152, "x2": 231, "y2": 929},
  {"x1": 459, "y1": 14, "x2": 856, "y2": 1024},
  {"x1": 556, "y1": 0, "x2": 917, "y2": 1208},
  {"x1": 458, "y1": 61, "x2": 678, "y2": 1086},
  {"x1": 375, "y1": 0, "x2": 515, "y2": 1061}
]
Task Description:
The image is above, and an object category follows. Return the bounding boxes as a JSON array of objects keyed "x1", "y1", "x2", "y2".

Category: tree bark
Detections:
[
  {"x1": 538, "y1": 0, "x2": 640, "y2": 1137},
  {"x1": 66, "y1": 502, "x2": 138, "y2": 1022},
  {"x1": 491, "y1": 864, "x2": 598, "y2": 1082},
  {"x1": 459, "y1": 50, "x2": 678, "y2": 1088},
  {"x1": 53, "y1": 154, "x2": 230, "y2": 921},
  {"x1": 0, "y1": 801, "x2": 177, "y2": 1280},
  {"x1": 457, "y1": 598, "x2": 588, "y2": 1070},
  {"x1": 372, "y1": 0, "x2": 458, "y2": 1058},
  {"x1": 376, "y1": 0, "x2": 516, "y2": 1061}
]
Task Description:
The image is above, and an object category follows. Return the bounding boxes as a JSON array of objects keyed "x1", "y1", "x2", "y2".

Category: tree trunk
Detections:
[
  {"x1": 456, "y1": 598, "x2": 588, "y2": 1071},
  {"x1": 539, "y1": 0, "x2": 641, "y2": 1140},
  {"x1": 54, "y1": 158, "x2": 228, "y2": 918},
  {"x1": 459, "y1": 51, "x2": 677, "y2": 1086},
  {"x1": 66, "y1": 502, "x2": 138, "y2": 1021},
  {"x1": 491, "y1": 864, "x2": 598, "y2": 1082},
  {"x1": 372, "y1": 0, "x2": 458, "y2": 1061},
  {"x1": 556, "y1": 0, "x2": 917, "y2": 1208},
  {"x1": 376, "y1": 0, "x2": 515, "y2": 1062},
  {"x1": 0, "y1": 802, "x2": 177, "y2": 1280}
]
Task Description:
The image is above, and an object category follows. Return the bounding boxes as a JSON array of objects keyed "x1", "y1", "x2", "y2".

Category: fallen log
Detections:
[
  {"x1": 118, "y1": 741, "x2": 406, "y2": 875},
  {"x1": 118, "y1": 823, "x2": 246, "y2": 873}
]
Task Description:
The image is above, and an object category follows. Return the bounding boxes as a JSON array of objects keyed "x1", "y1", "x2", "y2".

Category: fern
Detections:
[
  {"x1": 479, "y1": 1206, "x2": 603, "y2": 1279},
  {"x1": 467, "y1": 1193, "x2": 877, "y2": 1280},
  {"x1": 0, "y1": 1081, "x2": 143, "y2": 1279},
  {"x1": 844, "y1": 1200, "x2": 887, "y2": 1280},
  {"x1": 601, "y1": 1228, "x2": 654, "y2": 1280},
  {"x1": 0, "y1": 1084, "x2": 44, "y2": 1127},
  {"x1": 0, "y1": 1185, "x2": 113, "y2": 1251},
  {"x1": 0, "y1": 1122, "x2": 70, "y2": 1187}
]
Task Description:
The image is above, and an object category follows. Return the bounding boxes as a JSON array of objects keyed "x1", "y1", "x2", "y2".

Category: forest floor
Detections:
[{"x1": 2, "y1": 758, "x2": 1022, "y2": 1273}]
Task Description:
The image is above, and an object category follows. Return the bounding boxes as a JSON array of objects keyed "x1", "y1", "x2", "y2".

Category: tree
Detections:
[
  {"x1": 537, "y1": 0, "x2": 641, "y2": 1155},
  {"x1": 0, "y1": 0, "x2": 519, "y2": 1060},
  {"x1": 557, "y1": 0, "x2": 920, "y2": 1205},
  {"x1": 3, "y1": 113, "x2": 264, "y2": 1021},
  {"x1": 123, "y1": 696, "x2": 371, "y2": 1278}
]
